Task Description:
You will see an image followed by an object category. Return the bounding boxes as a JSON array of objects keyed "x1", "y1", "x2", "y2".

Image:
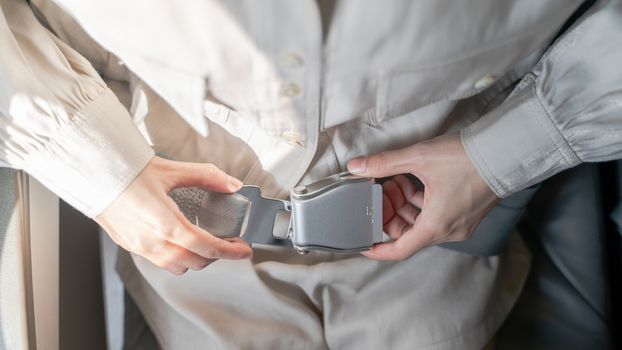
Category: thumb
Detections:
[
  {"x1": 170, "y1": 161, "x2": 243, "y2": 193},
  {"x1": 347, "y1": 148, "x2": 413, "y2": 178}
]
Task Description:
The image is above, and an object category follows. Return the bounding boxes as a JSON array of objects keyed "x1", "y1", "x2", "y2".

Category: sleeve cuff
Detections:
[
  {"x1": 461, "y1": 81, "x2": 581, "y2": 197},
  {"x1": 24, "y1": 88, "x2": 155, "y2": 217}
]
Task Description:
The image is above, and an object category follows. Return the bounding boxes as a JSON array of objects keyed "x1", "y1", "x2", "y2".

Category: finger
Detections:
[
  {"x1": 170, "y1": 161, "x2": 243, "y2": 193},
  {"x1": 393, "y1": 175, "x2": 421, "y2": 208},
  {"x1": 163, "y1": 196, "x2": 254, "y2": 259},
  {"x1": 223, "y1": 237, "x2": 249, "y2": 245},
  {"x1": 169, "y1": 217, "x2": 254, "y2": 260},
  {"x1": 412, "y1": 191, "x2": 424, "y2": 209},
  {"x1": 146, "y1": 255, "x2": 189, "y2": 275},
  {"x1": 382, "y1": 193, "x2": 396, "y2": 225},
  {"x1": 382, "y1": 180, "x2": 406, "y2": 211},
  {"x1": 362, "y1": 235, "x2": 427, "y2": 261},
  {"x1": 347, "y1": 147, "x2": 414, "y2": 178},
  {"x1": 165, "y1": 266, "x2": 189, "y2": 276},
  {"x1": 364, "y1": 220, "x2": 433, "y2": 260},
  {"x1": 396, "y1": 203, "x2": 419, "y2": 226},
  {"x1": 162, "y1": 242, "x2": 214, "y2": 270},
  {"x1": 383, "y1": 215, "x2": 411, "y2": 240},
  {"x1": 383, "y1": 179, "x2": 419, "y2": 225}
]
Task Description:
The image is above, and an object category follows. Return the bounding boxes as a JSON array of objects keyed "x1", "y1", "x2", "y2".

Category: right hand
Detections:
[
  {"x1": 347, "y1": 133, "x2": 499, "y2": 261},
  {"x1": 95, "y1": 156, "x2": 253, "y2": 275}
]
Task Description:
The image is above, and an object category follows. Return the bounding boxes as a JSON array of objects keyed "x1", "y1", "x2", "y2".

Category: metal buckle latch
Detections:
[
  {"x1": 171, "y1": 172, "x2": 383, "y2": 254},
  {"x1": 236, "y1": 172, "x2": 383, "y2": 254}
]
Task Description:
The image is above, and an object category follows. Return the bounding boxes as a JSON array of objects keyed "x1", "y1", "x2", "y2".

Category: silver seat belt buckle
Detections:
[
  {"x1": 170, "y1": 172, "x2": 384, "y2": 254},
  {"x1": 286, "y1": 172, "x2": 383, "y2": 253}
]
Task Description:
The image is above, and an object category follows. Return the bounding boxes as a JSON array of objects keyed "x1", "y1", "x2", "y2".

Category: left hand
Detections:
[
  {"x1": 347, "y1": 133, "x2": 500, "y2": 260},
  {"x1": 95, "y1": 156, "x2": 252, "y2": 275}
]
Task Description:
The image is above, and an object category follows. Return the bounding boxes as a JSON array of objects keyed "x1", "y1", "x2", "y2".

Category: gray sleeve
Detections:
[{"x1": 461, "y1": 0, "x2": 622, "y2": 197}]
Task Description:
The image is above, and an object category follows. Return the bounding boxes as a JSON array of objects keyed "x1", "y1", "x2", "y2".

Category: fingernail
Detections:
[
  {"x1": 347, "y1": 157, "x2": 367, "y2": 174},
  {"x1": 227, "y1": 176, "x2": 243, "y2": 191}
]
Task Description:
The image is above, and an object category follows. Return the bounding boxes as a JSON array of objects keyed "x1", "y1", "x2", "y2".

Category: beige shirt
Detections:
[
  {"x1": 1, "y1": 0, "x2": 622, "y2": 218},
  {"x1": 3, "y1": 2, "x2": 621, "y2": 347}
]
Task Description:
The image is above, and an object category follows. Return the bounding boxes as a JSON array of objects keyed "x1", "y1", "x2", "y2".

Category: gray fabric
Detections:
[
  {"x1": 119, "y1": 235, "x2": 531, "y2": 350},
  {"x1": 462, "y1": 0, "x2": 622, "y2": 198},
  {"x1": 497, "y1": 163, "x2": 614, "y2": 349},
  {"x1": 442, "y1": 185, "x2": 539, "y2": 256},
  {"x1": 123, "y1": 291, "x2": 159, "y2": 350},
  {"x1": 118, "y1": 132, "x2": 533, "y2": 349}
]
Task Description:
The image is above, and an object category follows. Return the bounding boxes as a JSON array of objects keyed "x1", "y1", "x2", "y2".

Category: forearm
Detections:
[{"x1": 0, "y1": 0, "x2": 153, "y2": 217}]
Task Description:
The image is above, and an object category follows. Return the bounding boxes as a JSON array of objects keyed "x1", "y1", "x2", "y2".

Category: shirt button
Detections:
[
  {"x1": 281, "y1": 130, "x2": 304, "y2": 147},
  {"x1": 474, "y1": 74, "x2": 497, "y2": 89},
  {"x1": 280, "y1": 52, "x2": 304, "y2": 68},
  {"x1": 280, "y1": 83, "x2": 302, "y2": 98}
]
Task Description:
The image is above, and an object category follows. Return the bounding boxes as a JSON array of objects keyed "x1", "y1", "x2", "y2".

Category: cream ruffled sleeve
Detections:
[{"x1": 0, "y1": 0, "x2": 154, "y2": 217}]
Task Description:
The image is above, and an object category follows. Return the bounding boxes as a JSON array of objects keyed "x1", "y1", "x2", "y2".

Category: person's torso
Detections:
[{"x1": 34, "y1": 0, "x2": 582, "y2": 195}]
